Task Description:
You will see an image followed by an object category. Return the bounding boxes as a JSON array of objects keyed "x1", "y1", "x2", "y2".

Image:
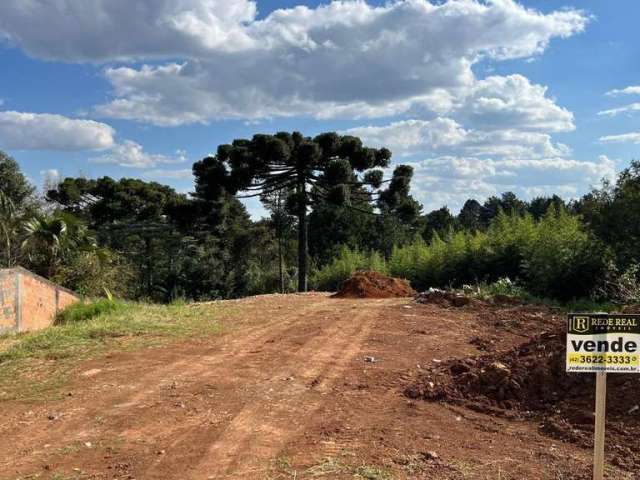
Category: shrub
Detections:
[
  {"x1": 522, "y1": 207, "x2": 609, "y2": 299},
  {"x1": 596, "y1": 262, "x2": 640, "y2": 304},
  {"x1": 481, "y1": 212, "x2": 537, "y2": 281},
  {"x1": 388, "y1": 236, "x2": 430, "y2": 288},
  {"x1": 311, "y1": 246, "x2": 387, "y2": 291},
  {"x1": 386, "y1": 207, "x2": 608, "y2": 299},
  {"x1": 474, "y1": 277, "x2": 527, "y2": 299},
  {"x1": 388, "y1": 231, "x2": 485, "y2": 290},
  {"x1": 53, "y1": 249, "x2": 135, "y2": 298}
]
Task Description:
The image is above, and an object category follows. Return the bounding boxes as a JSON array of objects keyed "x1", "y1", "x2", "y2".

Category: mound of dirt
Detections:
[
  {"x1": 333, "y1": 271, "x2": 416, "y2": 298},
  {"x1": 415, "y1": 289, "x2": 482, "y2": 308},
  {"x1": 415, "y1": 289, "x2": 522, "y2": 309},
  {"x1": 405, "y1": 324, "x2": 640, "y2": 471}
]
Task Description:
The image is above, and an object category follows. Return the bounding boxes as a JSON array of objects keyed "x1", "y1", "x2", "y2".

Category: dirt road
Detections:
[{"x1": 0, "y1": 294, "x2": 600, "y2": 479}]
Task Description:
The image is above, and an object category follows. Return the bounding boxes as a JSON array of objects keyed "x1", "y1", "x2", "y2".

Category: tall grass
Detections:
[{"x1": 55, "y1": 298, "x2": 128, "y2": 325}]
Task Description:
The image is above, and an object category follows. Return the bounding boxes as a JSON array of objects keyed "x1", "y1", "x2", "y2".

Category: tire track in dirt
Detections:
[
  {"x1": 0, "y1": 295, "x2": 340, "y2": 476},
  {"x1": 179, "y1": 299, "x2": 392, "y2": 479},
  {"x1": 0, "y1": 296, "x2": 398, "y2": 479},
  {"x1": 110, "y1": 297, "x2": 341, "y2": 440}
]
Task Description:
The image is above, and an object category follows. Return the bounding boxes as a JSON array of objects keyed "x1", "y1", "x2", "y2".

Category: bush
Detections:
[
  {"x1": 55, "y1": 299, "x2": 128, "y2": 325},
  {"x1": 481, "y1": 212, "x2": 537, "y2": 281},
  {"x1": 375, "y1": 206, "x2": 609, "y2": 299},
  {"x1": 311, "y1": 246, "x2": 387, "y2": 291},
  {"x1": 53, "y1": 249, "x2": 135, "y2": 298},
  {"x1": 474, "y1": 277, "x2": 527, "y2": 299},
  {"x1": 597, "y1": 262, "x2": 640, "y2": 304},
  {"x1": 388, "y1": 230, "x2": 485, "y2": 290},
  {"x1": 522, "y1": 207, "x2": 609, "y2": 299}
]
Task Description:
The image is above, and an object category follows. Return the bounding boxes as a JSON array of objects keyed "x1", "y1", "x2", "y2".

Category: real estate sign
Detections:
[{"x1": 566, "y1": 313, "x2": 640, "y2": 373}]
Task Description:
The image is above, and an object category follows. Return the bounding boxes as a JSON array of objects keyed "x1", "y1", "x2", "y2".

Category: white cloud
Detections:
[
  {"x1": 345, "y1": 117, "x2": 571, "y2": 159},
  {"x1": 0, "y1": 0, "x2": 595, "y2": 207},
  {"x1": 0, "y1": 110, "x2": 184, "y2": 170},
  {"x1": 90, "y1": 141, "x2": 187, "y2": 168},
  {"x1": 454, "y1": 75, "x2": 575, "y2": 132},
  {"x1": 409, "y1": 155, "x2": 616, "y2": 212},
  {"x1": 605, "y1": 86, "x2": 640, "y2": 97},
  {"x1": 78, "y1": 0, "x2": 588, "y2": 125},
  {"x1": 0, "y1": 0, "x2": 257, "y2": 62},
  {"x1": 598, "y1": 102, "x2": 640, "y2": 117},
  {"x1": 599, "y1": 132, "x2": 640, "y2": 144},
  {"x1": 144, "y1": 168, "x2": 193, "y2": 180},
  {"x1": 0, "y1": 111, "x2": 115, "y2": 150}
]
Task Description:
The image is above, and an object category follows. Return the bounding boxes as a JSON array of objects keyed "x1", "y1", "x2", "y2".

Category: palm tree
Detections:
[
  {"x1": 22, "y1": 216, "x2": 68, "y2": 277},
  {"x1": 22, "y1": 213, "x2": 99, "y2": 278}
]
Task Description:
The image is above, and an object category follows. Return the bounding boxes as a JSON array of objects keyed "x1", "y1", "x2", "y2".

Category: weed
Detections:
[
  {"x1": 55, "y1": 299, "x2": 127, "y2": 325},
  {"x1": 353, "y1": 465, "x2": 393, "y2": 479},
  {"x1": 305, "y1": 457, "x2": 345, "y2": 477}
]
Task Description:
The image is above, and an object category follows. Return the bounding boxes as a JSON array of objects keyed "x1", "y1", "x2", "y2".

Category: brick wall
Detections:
[
  {"x1": 0, "y1": 268, "x2": 79, "y2": 333},
  {"x1": 0, "y1": 270, "x2": 17, "y2": 333}
]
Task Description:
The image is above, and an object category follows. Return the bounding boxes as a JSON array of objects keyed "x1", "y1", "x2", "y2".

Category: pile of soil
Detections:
[
  {"x1": 477, "y1": 304, "x2": 559, "y2": 337},
  {"x1": 333, "y1": 271, "x2": 416, "y2": 298},
  {"x1": 405, "y1": 324, "x2": 640, "y2": 470},
  {"x1": 415, "y1": 289, "x2": 521, "y2": 308},
  {"x1": 415, "y1": 289, "x2": 480, "y2": 308}
]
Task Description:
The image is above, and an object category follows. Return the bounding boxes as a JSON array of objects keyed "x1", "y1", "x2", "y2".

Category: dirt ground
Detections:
[{"x1": 0, "y1": 294, "x2": 631, "y2": 479}]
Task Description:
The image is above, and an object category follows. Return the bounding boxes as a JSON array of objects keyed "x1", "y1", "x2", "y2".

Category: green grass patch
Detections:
[
  {"x1": 0, "y1": 300, "x2": 229, "y2": 401},
  {"x1": 55, "y1": 298, "x2": 128, "y2": 325}
]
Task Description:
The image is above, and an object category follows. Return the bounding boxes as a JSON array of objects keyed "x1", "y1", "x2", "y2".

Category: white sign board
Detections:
[{"x1": 566, "y1": 313, "x2": 640, "y2": 373}]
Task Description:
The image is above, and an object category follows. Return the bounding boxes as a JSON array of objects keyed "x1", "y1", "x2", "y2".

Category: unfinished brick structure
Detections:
[{"x1": 0, "y1": 267, "x2": 79, "y2": 333}]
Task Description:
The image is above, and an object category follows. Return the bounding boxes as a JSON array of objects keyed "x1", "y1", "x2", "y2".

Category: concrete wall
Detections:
[{"x1": 0, "y1": 267, "x2": 80, "y2": 333}]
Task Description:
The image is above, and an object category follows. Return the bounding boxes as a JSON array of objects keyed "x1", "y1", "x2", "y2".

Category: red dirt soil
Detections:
[
  {"x1": 406, "y1": 322, "x2": 640, "y2": 473},
  {"x1": 0, "y1": 294, "x2": 632, "y2": 479},
  {"x1": 333, "y1": 271, "x2": 416, "y2": 298}
]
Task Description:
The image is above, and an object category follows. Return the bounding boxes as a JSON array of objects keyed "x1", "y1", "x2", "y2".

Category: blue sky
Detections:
[{"x1": 0, "y1": 0, "x2": 638, "y2": 218}]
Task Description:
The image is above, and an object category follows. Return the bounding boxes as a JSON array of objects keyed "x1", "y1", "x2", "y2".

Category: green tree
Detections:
[
  {"x1": 0, "y1": 191, "x2": 22, "y2": 267},
  {"x1": 457, "y1": 199, "x2": 482, "y2": 231},
  {"x1": 480, "y1": 192, "x2": 528, "y2": 226},
  {"x1": 579, "y1": 160, "x2": 640, "y2": 269},
  {"x1": 423, "y1": 206, "x2": 455, "y2": 241},
  {"x1": 22, "y1": 216, "x2": 69, "y2": 277},
  {"x1": 308, "y1": 189, "x2": 375, "y2": 265},
  {"x1": 193, "y1": 131, "x2": 404, "y2": 292},
  {"x1": 528, "y1": 195, "x2": 566, "y2": 220},
  {"x1": 375, "y1": 165, "x2": 422, "y2": 257},
  {"x1": 261, "y1": 188, "x2": 295, "y2": 292},
  {"x1": 0, "y1": 151, "x2": 35, "y2": 206}
]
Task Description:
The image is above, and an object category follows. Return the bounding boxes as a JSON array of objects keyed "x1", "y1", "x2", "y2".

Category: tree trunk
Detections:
[
  {"x1": 297, "y1": 178, "x2": 308, "y2": 293},
  {"x1": 275, "y1": 194, "x2": 286, "y2": 294},
  {"x1": 278, "y1": 233, "x2": 285, "y2": 293}
]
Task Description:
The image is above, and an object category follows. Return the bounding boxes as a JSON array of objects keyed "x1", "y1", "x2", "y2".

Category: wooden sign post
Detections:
[
  {"x1": 566, "y1": 313, "x2": 640, "y2": 480},
  {"x1": 593, "y1": 372, "x2": 606, "y2": 480}
]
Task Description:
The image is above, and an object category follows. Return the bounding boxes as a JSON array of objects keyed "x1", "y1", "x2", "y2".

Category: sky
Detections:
[{"x1": 0, "y1": 0, "x2": 638, "y2": 219}]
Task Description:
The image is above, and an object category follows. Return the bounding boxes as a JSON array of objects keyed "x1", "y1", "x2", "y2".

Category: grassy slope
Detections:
[{"x1": 0, "y1": 300, "x2": 232, "y2": 401}]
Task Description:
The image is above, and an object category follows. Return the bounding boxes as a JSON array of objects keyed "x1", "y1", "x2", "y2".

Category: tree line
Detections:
[{"x1": 1, "y1": 133, "x2": 639, "y2": 303}]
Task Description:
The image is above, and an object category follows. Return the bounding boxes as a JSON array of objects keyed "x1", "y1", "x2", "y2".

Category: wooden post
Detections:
[{"x1": 593, "y1": 371, "x2": 607, "y2": 480}]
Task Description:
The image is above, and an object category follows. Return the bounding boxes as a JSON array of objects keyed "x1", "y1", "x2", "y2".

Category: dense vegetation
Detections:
[{"x1": 1, "y1": 140, "x2": 639, "y2": 304}]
